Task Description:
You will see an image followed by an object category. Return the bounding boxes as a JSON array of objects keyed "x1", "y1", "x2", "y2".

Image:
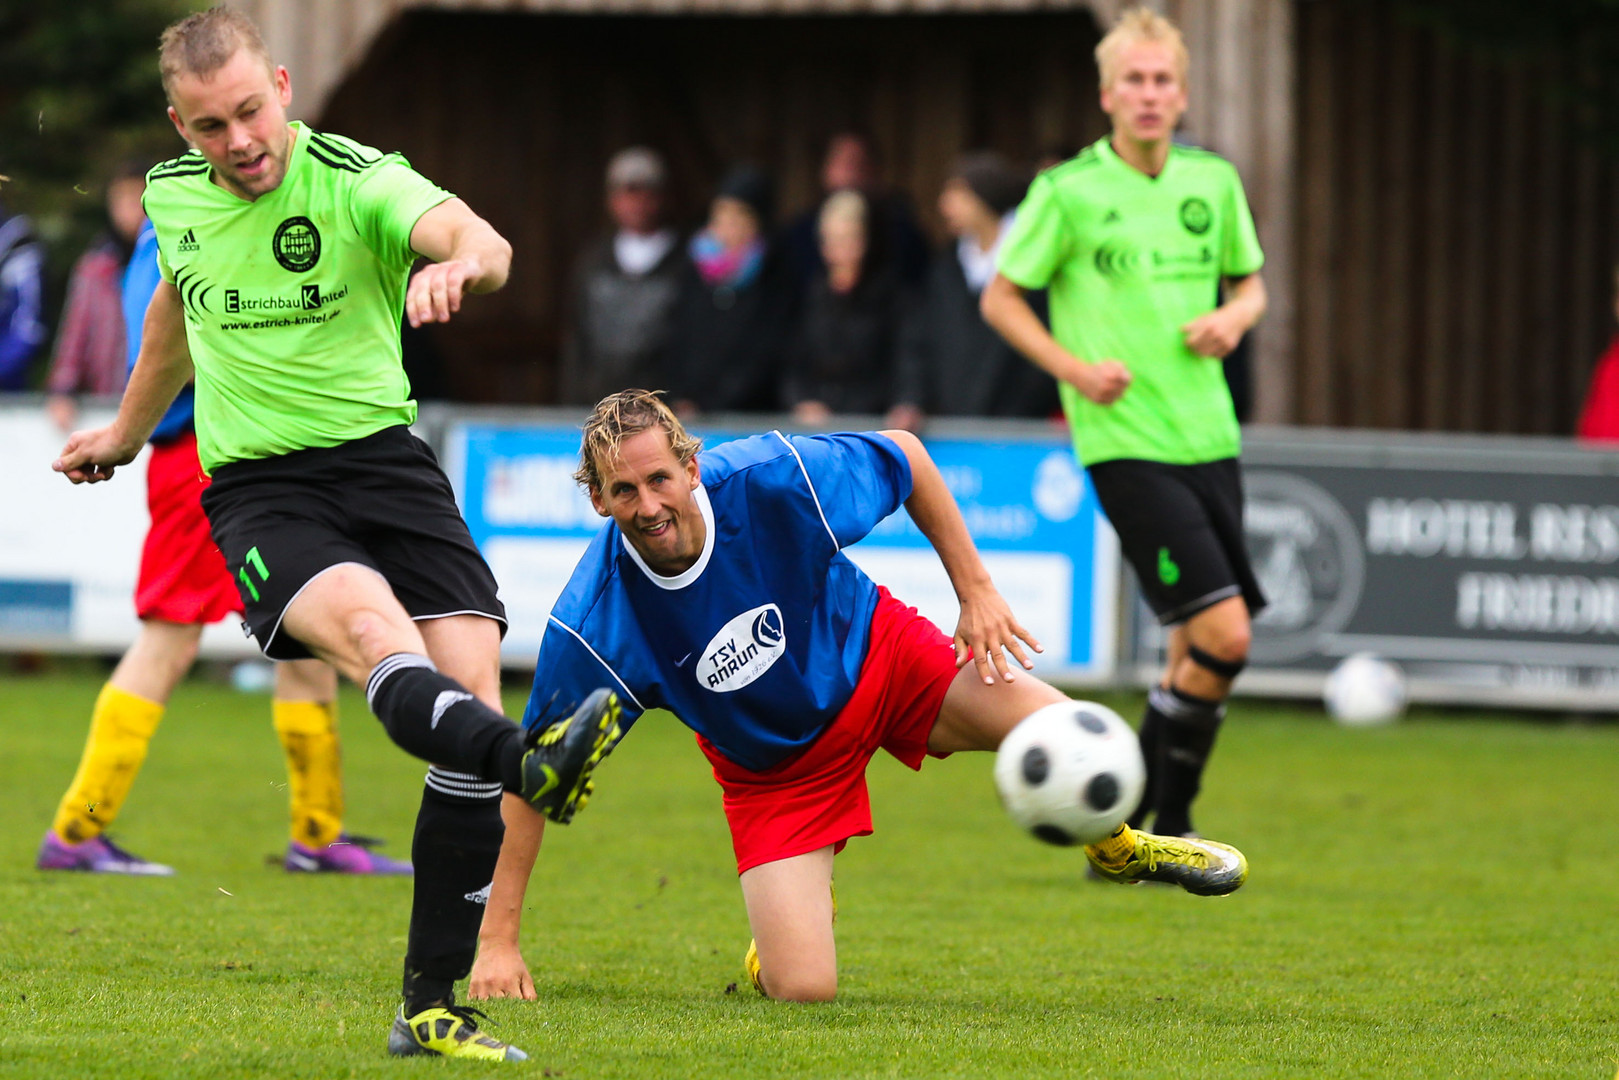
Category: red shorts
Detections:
[
  {"x1": 698, "y1": 587, "x2": 960, "y2": 875},
  {"x1": 135, "y1": 433, "x2": 242, "y2": 625}
]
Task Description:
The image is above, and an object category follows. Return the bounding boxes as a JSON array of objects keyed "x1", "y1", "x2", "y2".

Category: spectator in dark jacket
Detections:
[
  {"x1": 560, "y1": 147, "x2": 685, "y2": 406},
  {"x1": 784, "y1": 190, "x2": 905, "y2": 422},
  {"x1": 665, "y1": 166, "x2": 793, "y2": 415},
  {"x1": 891, "y1": 152, "x2": 1059, "y2": 427},
  {"x1": 0, "y1": 198, "x2": 46, "y2": 392},
  {"x1": 785, "y1": 132, "x2": 930, "y2": 292}
]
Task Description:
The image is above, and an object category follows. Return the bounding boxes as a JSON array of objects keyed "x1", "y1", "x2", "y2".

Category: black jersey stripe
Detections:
[
  {"x1": 309, "y1": 133, "x2": 380, "y2": 169},
  {"x1": 307, "y1": 146, "x2": 363, "y2": 174},
  {"x1": 149, "y1": 163, "x2": 211, "y2": 180}
]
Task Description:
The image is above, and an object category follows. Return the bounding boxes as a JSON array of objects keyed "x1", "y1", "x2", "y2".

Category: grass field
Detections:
[{"x1": 0, "y1": 670, "x2": 1615, "y2": 1079}]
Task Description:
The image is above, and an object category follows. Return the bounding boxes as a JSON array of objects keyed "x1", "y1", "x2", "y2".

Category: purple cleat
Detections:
[
  {"x1": 284, "y1": 833, "x2": 412, "y2": 875},
  {"x1": 36, "y1": 831, "x2": 175, "y2": 876}
]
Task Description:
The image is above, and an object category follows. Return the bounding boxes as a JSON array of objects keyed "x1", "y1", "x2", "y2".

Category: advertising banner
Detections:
[
  {"x1": 1130, "y1": 429, "x2": 1619, "y2": 709},
  {"x1": 443, "y1": 417, "x2": 1119, "y2": 681},
  {"x1": 0, "y1": 402, "x2": 256, "y2": 657}
]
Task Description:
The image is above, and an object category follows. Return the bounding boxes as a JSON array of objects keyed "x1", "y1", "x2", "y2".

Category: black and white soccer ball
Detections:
[{"x1": 993, "y1": 701, "x2": 1145, "y2": 847}]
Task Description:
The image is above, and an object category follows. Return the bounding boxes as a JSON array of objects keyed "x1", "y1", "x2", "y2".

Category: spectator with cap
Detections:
[
  {"x1": 664, "y1": 165, "x2": 794, "y2": 415},
  {"x1": 890, "y1": 151, "x2": 1058, "y2": 427},
  {"x1": 783, "y1": 189, "x2": 906, "y2": 423},
  {"x1": 559, "y1": 146, "x2": 686, "y2": 407},
  {"x1": 785, "y1": 132, "x2": 930, "y2": 293}
]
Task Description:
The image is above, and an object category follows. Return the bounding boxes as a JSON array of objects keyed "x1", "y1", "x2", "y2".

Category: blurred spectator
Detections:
[
  {"x1": 45, "y1": 162, "x2": 148, "y2": 430},
  {"x1": 1576, "y1": 266, "x2": 1619, "y2": 443},
  {"x1": 785, "y1": 132, "x2": 930, "y2": 291},
  {"x1": 891, "y1": 152, "x2": 1058, "y2": 427},
  {"x1": 665, "y1": 166, "x2": 793, "y2": 415},
  {"x1": 784, "y1": 190, "x2": 905, "y2": 423},
  {"x1": 560, "y1": 147, "x2": 684, "y2": 407},
  {"x1": 0, "y1": 198, "x2": 47, "y2": 391}
]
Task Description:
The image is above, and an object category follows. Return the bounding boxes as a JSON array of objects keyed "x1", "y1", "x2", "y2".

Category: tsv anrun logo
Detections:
[{"x1": 697, "y1": 603, "x2": 786, "y2": 692}]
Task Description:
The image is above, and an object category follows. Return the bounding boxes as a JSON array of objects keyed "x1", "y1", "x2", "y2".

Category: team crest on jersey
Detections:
[
  {"x1": 1179, "y1": 197, "x2": 1212, "y2": 236},
  {"x1": 272, "y1": 216, "x2": 321, "y2": 272},
  {"x1": 696, "y1": 603, "x2": 786, "y2": 693}
]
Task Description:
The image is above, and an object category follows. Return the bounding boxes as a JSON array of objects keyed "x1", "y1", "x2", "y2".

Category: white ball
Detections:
[
  {"x1": 994, "y1": 700, "x2": 1145, "y2": 847},
  {"x1": 1323, "y1": 653, "x2": 1407, "y2": 727}
]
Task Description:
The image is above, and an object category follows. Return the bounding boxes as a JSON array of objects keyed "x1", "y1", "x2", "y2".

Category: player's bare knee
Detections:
[{"x1": 763, "y1": 970, "x2": 837, "y2": 1003}]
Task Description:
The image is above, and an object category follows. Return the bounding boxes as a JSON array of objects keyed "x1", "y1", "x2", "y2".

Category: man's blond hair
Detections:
[
  {"x1": 1095, "y1": 7, "x2": 1189, "y2": 90},
  {"x1": 158, "y1": 5, "x2": 273, "y2": 101},
  {"x1": 575, "y1": 389, "x2": 702, "y2": 493}
]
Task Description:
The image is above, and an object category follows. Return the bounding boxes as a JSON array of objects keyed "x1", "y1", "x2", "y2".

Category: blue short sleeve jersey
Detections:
[
  {"x1": 521, "y1": 431, "x2": 913, "y2": 772},
  {"x1": 122, "y1": 219, "x2": 194, "y2": 442}
]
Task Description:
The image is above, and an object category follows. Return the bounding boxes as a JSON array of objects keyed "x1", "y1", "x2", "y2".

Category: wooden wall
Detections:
[
  {"x1": 319, "y1": 9, "x2": 1108, "y2": 404},
  {"x1": 1296, "y1": 0, "x2": 1619, "y2": 434}
]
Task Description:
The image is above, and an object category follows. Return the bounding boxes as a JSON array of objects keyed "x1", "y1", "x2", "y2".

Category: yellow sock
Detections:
[
  {"x1": 1085, "y1": 823, "x2": 1138, "y2": 867},
  {"x1": 273, "y1": 699, "x2": 344, "y2": 848},
  {"x1": 52, "y1": 684, "x2": 165, "y2": 844}
]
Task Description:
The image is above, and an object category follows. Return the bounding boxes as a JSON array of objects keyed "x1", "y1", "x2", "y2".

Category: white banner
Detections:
[{"x1": 0, "y1": 402, "x2": 257, "y2": 658}]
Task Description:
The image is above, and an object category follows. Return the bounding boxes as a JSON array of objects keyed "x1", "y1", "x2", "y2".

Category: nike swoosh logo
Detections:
[{"x1": 675, "y1": 652, "x2": 692, "y2": 668}]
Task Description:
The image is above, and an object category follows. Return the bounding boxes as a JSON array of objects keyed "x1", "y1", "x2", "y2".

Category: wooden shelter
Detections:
[{"x1": 236, "y1": 0, "x2": 1618, "y2": 435}]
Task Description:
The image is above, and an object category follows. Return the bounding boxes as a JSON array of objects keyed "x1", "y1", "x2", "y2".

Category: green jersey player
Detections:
[
  {"x1": 53, "y1": 6, "x2": 620, "y2": 1062},
  {"x1": 982, "y1": 7, "x2": 1268, "y2": 841}
]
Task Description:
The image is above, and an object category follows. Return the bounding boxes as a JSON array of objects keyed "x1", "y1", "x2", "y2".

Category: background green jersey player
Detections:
[
  {"x1": 53, "y1": 6, "x2": 621, "y2": 1063},
  {"x1": 982, "y1": 7, "x2": 1268, "y2": 841}
]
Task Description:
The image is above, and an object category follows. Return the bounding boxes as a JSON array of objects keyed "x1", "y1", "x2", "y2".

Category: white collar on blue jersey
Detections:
[{"x1": 618, "y1": 482, "x2": 716, "y2": 590}]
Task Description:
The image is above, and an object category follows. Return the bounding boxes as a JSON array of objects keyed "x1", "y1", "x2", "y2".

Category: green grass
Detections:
[{"x1": 0, "y1": 672, "x2": 1615, "y2": 1078}]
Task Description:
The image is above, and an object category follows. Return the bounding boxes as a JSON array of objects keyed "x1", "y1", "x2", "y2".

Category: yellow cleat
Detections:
[
  {"x1": 387, "y1": 1003, "x2": 528, "y2": 1062},
  {"x1": 1084, "y1": 828, "x2": 1248, "y2": 896}
]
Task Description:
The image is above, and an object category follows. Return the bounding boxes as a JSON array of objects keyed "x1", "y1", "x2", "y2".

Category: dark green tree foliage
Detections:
[{"x1": 0, "y1": 1, "x2": 199, "y2": 344}]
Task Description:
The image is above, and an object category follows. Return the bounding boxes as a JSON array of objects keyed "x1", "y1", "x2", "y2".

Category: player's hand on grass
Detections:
[
  {"x1": 1181, "y1": 307, "x2": 1247, "y2": 359},
  {"x1": 53, "y1": 424, "x2": 141, "y2": 484},
  {"x1": 406, "y1": 259, "x2": 475, "y2": 327},
  {"x1": 1074, "y1": 360, "x2": 1132, "y2": 405},
  {"x1": 954, "y1": 587, "x2": 1043, "y2": 685},
  {"x1": 468, "y1": 939, "x2": 538, "y2": 1001}
]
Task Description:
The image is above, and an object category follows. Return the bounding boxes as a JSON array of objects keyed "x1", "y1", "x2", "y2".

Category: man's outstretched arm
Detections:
[
  {"x1": 879, "y1": 428, "x2": 1043, "y2": 684},
  {"x1": 406, "y1": 197, "x2": 513, "y2": 327},
  {"x1": 54, "y1": 281, "x2": 191, "y2": 484}
]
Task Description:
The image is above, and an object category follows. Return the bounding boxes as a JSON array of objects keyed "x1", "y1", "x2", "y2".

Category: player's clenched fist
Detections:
[
  {"x1": 54, "y1": 425, "x2": 140, "y2": 484},
  {"x1": 1075, "y1": 359, "x2": 1132, "y2": 405},
  {"x1": 405, "y1": 259, "x2": 473, "y2": 327}
]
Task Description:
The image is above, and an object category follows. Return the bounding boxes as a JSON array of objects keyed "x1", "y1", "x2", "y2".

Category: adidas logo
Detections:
[
  {"x1": 177, "y1": 227, "x2": 200, "y2": 253},
  {"x1": 464, "y1": 883, "x2": 492, "y2": 905},
  {"x1": 1103, "y1": 210, "x2": 1121, "y2": 225}
]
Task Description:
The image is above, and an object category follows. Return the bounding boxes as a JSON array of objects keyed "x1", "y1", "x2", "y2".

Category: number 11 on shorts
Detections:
[{"x1": 238, "y1": 546, "x2": 269, "y2": 602}]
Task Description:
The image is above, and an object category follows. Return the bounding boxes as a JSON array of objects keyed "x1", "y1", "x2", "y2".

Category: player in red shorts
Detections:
[
  {"x1": 36, "y1": 219, "x2": 406, "y2": 877},
  {"x1": 470, "y1": 390, "x2": 1249, "y2": 1003}
]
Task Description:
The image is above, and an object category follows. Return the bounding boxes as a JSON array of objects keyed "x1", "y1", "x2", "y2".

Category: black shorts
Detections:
[
  {"x1": 1087, "y1": 457, "x2": 1267, "y2": 626},
  {"x1": 200, "y1": 425, "x2": 506, "y2": 661}
]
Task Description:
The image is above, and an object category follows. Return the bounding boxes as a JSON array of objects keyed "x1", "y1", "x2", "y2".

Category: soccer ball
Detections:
[
  {"x1": 993, "y1": 700, "x2": 1145, "y2": 847},
  {"x1": 1323, "y1": 653, "x2": 1407, "y2": 727}
]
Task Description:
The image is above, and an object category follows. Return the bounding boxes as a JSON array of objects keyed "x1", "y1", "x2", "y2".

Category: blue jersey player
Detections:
[{"x1": 472, "y1": 390, "x2": 1248, "y2": 1002}]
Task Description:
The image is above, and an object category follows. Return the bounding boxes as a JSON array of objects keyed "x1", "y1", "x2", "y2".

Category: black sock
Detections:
[
  {"x1": 1149, "y1": 684, "x2": 1224, "y2": 837},
  {"x1": 402, "y1": 774, "x2": 505, "y2": 1013},
  {"x1": 365, "y1": 654, "x2": 524, "y2": 790},
  {"x1": 1128, "y1": 698, "x2": 1165, "y2": 830}
]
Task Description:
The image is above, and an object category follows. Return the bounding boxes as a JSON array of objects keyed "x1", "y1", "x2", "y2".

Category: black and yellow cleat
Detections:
[
  {"x1": 1084, "y1": 825, "x2": 1248, "y2": 896},
  {"x1": 520, "y1": 688, "x2": 623, "y2": 823},
  {"x1": 387, "y1": 1002, "x2": 527, "y2": 1062}
]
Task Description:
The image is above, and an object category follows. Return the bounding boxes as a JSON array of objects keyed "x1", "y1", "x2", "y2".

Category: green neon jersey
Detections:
[
  {"x1": 997, "y1": 137, "x2": 1264, "y2": 467},
  {"x1": 143, "y1": 121, "x2": 452, "y2": 472}
]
